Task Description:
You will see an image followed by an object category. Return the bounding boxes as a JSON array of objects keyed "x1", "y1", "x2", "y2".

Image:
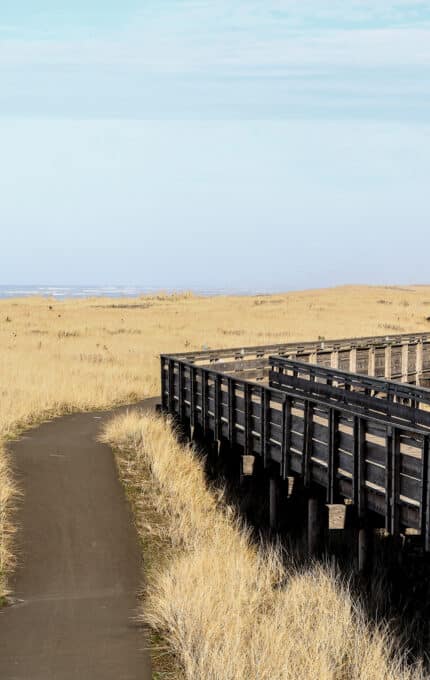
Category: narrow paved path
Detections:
[{"x1": 0, "y1": 399, "x2": 157, "y2": 680}]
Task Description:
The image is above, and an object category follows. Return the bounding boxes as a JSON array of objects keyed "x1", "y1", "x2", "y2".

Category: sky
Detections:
[{"x1": 1, "y1": 1, "x2": 429, "y2": 290}]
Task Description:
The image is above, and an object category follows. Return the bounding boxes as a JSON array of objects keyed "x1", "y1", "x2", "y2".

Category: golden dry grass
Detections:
[
  {"x1": 1, "y1": 283, "x2": 430, "y2": 596},
  {"x1": 102, "y1": 411, "x2": 424, "y2": 680}
]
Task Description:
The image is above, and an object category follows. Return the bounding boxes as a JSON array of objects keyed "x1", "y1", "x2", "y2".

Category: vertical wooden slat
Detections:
[
  {"x1": 201, "y1": 369, "x2": 207, "y2": 435},
  {"x1": 327, "y1": 408, "x2": 338, "y2": 503},
  {"x1": 353, "y1": 416, "x2": 365, "y2": 515},
  {"x1": 401, "y1": 342, "x2": 409, "y2": 383},
  {"x1": 385, "y1": 344, "x2": 392, "y2": 379},
  {"x1": 368, "y1": 347, "x2": 376, "y2": 376},
  {"x1": 214, "y1": 374, "x2": 220, "y2": 441},
  {"x1": 178, "y1": 362, "x2": 184, "y2": 419},
  {"x1": 390, "y1": 427, "x2": 401, "y2": 535},
  {"x1": 262, "y1": 388, "x2": 270, "y2": 467},
  {"x1": 161, "y1": 357, "x2": 168, "y2": 409},
  {"x1": 190, "y1": 364, "x2": 196, "y2": 429},
  {"x1": 168, "y1": 359, "x2": 175, "y2": 413},
  {"x1": 282, "y1": 396, "x2": 291, "y2": 479},
  {"x1": 357, "y1": 418, "x2": 366, "y2": 519},
  {"x1": 385, "y1": 426, "x2": 393, "y2": 531},
  {"x1": 228, "y1": 377, "x2": 234, "y2": 446},
  {"x1": 420, "y1": 436, "x2": 430, "y2": 551},
  {"x1": 331, "y1": 350, "x2": 339, "y2": 369},
  {"x1": 303, "y1": 400, "x2": 313, "y2": 487},
  {"x1": 244, "y1": 383, "x2": 251, "y2": 455},
  {"x1": 416, "y1": 340, "x2": 423, "y2": 387},
  {"x1": 350, "y1": 347, "x2": 357, "y2": 373}
]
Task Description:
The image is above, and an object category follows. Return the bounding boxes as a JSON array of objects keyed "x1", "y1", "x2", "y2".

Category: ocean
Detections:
[{"x1": 0, "y1": 285, "x2": 261, "y2": 300}]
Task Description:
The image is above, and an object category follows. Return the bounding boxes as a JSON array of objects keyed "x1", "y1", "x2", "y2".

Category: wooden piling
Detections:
[
  {"x1": 358, "y1": 527, "x2": 369, "y2": 572},
  {"x1": 308, "y1": 497, "x2": 319, "y2": 555},
  {"x1": 269, "y1": 477, "x2": 278, "y2": 530},
  {"x1": 242, "y1": 455, "x2": 255, "y2": 477}
]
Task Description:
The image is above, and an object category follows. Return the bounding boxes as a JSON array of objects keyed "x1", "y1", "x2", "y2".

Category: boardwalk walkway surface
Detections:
[{"x1": 0, "y1": 399, "x2": 157, "y2": 680}]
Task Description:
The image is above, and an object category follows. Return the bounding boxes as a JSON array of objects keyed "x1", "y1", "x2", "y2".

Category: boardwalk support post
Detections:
[
  {"x1": 269, "y1": 477, "x2": 278, "y2": 530},
  {"x1": 308, "y1": 497, "x2": 319, "y2": 555},
  {"x1": 358, "y1": 527, "x2": 369, "y2": 573},
  {"x1": 242, "y1": 455, "x2": 255, "y2": 477}
]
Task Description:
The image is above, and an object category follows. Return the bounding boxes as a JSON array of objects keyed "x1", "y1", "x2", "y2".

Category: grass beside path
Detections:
[
  {"x1": 103, "y1": 412, "x2": 183, "y2": 679},
  {"x1": 101, "y1": 411, "x2": 423, "y2": 680}
]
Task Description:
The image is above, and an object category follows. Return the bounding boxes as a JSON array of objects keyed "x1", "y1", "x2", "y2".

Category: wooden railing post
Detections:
[
  {"x1": 421, "y1": 436, "x2": 430, "y2": 551},
  {"x1": 281, "y1": 396, "x2": 291, "y2": 479},
  {"x1": 331, "y1": 350, "x2": 339, "y2": 369},
  {"x1": 168, "y1": 359, "x2": 175, "y2": 413},
  {"x1": 178, "y1": 362, "x2": 184, "y2": 420},
  {"x1": 161, "y1": 357, "x2": 168, "y2": 410},
  {"x1": 327, "y1": 408, "x2": 338, "y2": 504},
  {"x1": 385, "y1": 344, "x2": 392, "y2": 379},
  {"x1": 349, "y1": 347, "x2": 357, "y2": 373},
  {"x1": 368, "y1": 347, "x2": 376, "y2": 377},
  {"x1": 262, "y1": 388, "x2": 270, "y2": 468},
  {"x1": 303, "y1": 400, "x2": 313, "y2": 487},
  {"x1": 228, "y1": 378, "x2": 234, "y2": 447},
  {"x1": 190, "y1": 364, "x2": 196, "y2": 438},
  {"x1": 416, "y1": 340, "x2": 423, "y2": 386},
  {"x1": 401, "y1": 342, "x2": 409, "y2": 383}
]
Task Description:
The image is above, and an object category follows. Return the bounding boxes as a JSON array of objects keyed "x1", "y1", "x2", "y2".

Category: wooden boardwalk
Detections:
[{"x1": 160, "y1": 332, "x2": 430, "y2": 563}]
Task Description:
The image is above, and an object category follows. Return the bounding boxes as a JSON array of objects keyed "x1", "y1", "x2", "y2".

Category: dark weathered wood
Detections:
[
  {"x1": 355, "y1": 418, "x2": 366, "y2": 518},
  {"x1": 161, "y1": 358, "x2": 168, "y2": 409},
  {"x1": 327, "y1": 409, "x2": 338, "y2": 503},
  {"x1": 262, "y1": 389, "x2": 270, "y2": 468},
  {"x1": 303, "y1": 401, "x2": 313, "y2": 486},
  {"x1": 244, "y1": 383, "x2": 251, "y2": 455},
  {"x1": 228, "y1": 378, "x2": 234, "y2": 446},
  {"x1": 168, "y1": 359, "x2": 175, "y2": 413},
  {"x1": 390, "y1": 428, "x2": 401, "y2": 535},
  {"x1": 164, "y1": 331, "x2": 430, "y2": 366},
  {"x1": 282, "y1": 397, "x2": 291, "y2": 479},
  {"x1": 214, "y1": 374, "x2": 221, "y2": 441},
  {"x1": 161, "y1": 334, "x2": 430, "y2": 551},
  {"x1": 201, "y1": 369, "x2": 207, "y2": 435},
  {"x1": 270, "y1": 356, "x2": 430, "y2": 412},
  {"x1": 178, "y1": 362, "x2": 184, "y2": 419},
  {"x1": 270, "y1": 367, "x2": 430, "y2": 429},
  {"x1": 421, "y1": 437, "x2": 430, "y2": 551}
]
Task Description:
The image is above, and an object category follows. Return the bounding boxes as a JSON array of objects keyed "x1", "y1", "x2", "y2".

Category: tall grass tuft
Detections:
[{"x1": 0, "y1": 446, "x2": 18, "y2": 600}]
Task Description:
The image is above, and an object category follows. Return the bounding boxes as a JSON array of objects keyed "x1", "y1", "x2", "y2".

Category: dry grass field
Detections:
[
  {"x1": 102, "y1": 411, "x2": 424, "y2": 680},
  {"x1": 1, "y1": 284, "x2": 430, "y2": 603}
]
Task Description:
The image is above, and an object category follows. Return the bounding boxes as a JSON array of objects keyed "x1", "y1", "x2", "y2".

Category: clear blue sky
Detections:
[{"x1": 1, "y1": 2, "x2": 429, "y2": 290}]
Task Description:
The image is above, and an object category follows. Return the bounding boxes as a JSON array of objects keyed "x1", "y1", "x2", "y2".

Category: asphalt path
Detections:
[{"x1": 0, "y1": 399, "x2": 157, "y2": 679}]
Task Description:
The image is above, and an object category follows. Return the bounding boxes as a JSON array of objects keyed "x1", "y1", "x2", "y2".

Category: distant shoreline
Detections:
[
  {"x1": 0, "y1": 285, "x2": 257, "y2": 300},
  {"x1": 0, "y1": 283, "x2": 426, "y2": 301}
]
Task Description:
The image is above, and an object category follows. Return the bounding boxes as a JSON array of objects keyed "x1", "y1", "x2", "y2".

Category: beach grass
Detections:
[
  {"x1": 101, "y1": 410, "x2": 424, "y2": 680},
  {"x1": 1, "y1": 283, "x2": 430, "y2": 598}
]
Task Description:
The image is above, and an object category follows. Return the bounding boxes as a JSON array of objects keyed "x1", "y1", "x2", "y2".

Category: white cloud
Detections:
[
  {"x1": 1, "y1": 25, "x2": 430, "y2": 72},
  {"x1": 0, "y1": 1, "x2": 429, "y2": 120}
]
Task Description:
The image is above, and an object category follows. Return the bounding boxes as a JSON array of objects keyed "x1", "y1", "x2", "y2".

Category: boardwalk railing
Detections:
[
  {"x1": 269, "y1": 357, "x2": 430, "y2": 427},
  {"x1": 161, "y1": 332, "x2": 430, "y2": 553},
  {"x1": 169, "y1": 331, "x2": 430, "y2": 385}
]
